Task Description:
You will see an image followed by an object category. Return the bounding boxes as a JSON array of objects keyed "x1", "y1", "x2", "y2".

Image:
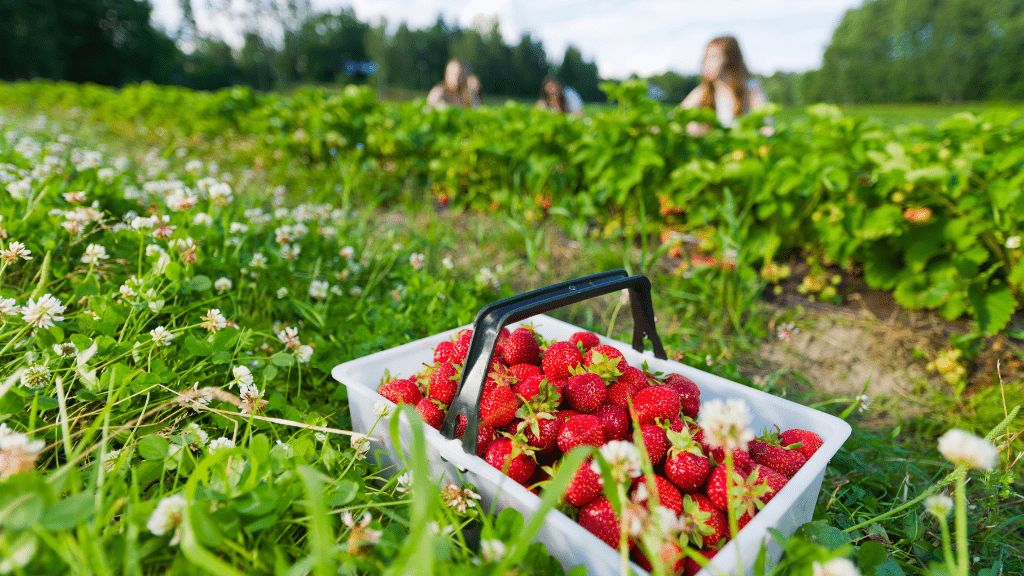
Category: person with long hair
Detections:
[
  {"x1": 681, "y1": 36, "x2": 769, "y2": 136},
  {"x1": 536, "y1": 76, "x2": 583, "y2": 116},
  {"x1": 427, "y1": 59, "x2": 481, "y2": 108}
]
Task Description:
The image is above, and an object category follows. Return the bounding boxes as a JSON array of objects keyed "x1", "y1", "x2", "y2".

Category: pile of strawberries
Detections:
[{"x1": 377, "y1": 326, "x2": 823, "y2": 575}]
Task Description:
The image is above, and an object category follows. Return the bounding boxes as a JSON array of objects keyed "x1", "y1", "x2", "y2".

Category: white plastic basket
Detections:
[{"x1": 332, "y1": 274, "x2": 851, "y2": 576}]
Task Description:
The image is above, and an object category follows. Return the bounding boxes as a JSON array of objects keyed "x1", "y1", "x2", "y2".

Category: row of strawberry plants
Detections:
[{"x1": 3, "y1": 80, "x2": 1024, "y2": 334}]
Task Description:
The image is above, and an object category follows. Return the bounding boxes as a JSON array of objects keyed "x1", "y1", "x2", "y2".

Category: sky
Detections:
[{"x1": 149, "y1": 0, "x2": 867, "y2": 78}]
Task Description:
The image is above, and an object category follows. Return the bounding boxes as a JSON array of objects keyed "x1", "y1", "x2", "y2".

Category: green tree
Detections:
[{"x1": 556, "y1": 45, "x2": 602, "y2": 102}]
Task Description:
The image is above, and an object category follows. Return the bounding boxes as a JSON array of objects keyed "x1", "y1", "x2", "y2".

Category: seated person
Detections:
[
  {"x1": 681, "y1": 36, "x2": 769, "y2": 136},
  {"x1": 427, "y1": 59, "x2": 481, "y2": 108}
]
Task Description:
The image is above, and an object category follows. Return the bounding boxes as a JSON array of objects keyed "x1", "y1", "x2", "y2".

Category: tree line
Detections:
[{"x1": 2, "y1": 0, "x2": 1022, "y2": 104}]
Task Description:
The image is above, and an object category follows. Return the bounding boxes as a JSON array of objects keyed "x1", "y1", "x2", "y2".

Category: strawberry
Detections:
[
  {"x1": 663, "y1": 373, "x2": 701, "y2": 419},
  {"x1": 584, "y1": 344, "x2": 628, "y2": 372},
  {"x1": 565, "y1": 372, "x2": 607, "y2": 413},
  {"x1": 631, "y1": 385, "x2": 681, "y2": 425},
  {"x1": 578, "y1": 496, "x2": 625, "y2": 550},
  {"x1": 595, "y1": 404, "x2": 630, "y2": 441},
  {"x1": 569, "y1": 331, "x2": 601, "y2": 353},
  {"x1": 542, "y1": 341, "x2": 583, "y2": 380},
  {"x1": 677, "y1": 493, "x2": 726, "y2": 550},
  {"x1": 748, "y1": 439, "x2": 768, "y2": 461},
  {"x1": 415, "y1": 397, "x2": 446, "y2": 430},
  {"x1": 754, "y1": 445, "x2": 807, "y2": 479},
  {"x1": 665, "y1": 428, "x2": 711, "y2": 493},
  {"x1": 748, "y1": 464, "x2": 788, "y2": 505},
  {"x1": 517, "y1": 413, "x2": 561, "y2": 456},
  {"x1": 503, "y1": 329, "x2": 541, "y2": 366},
  {"x1": 632, "y1": 541, "x2": 685, "y2": 575},
  {"x1": 632, "y1": 474, "x2": 683, "y2": 514},
  {"x1": 640, "y1": 424, "x2": 670, "y2": 466},
  {"x1": 484, "y1": 437, "x2": 536, "y2": 486},
  {"x1": 377, "y1": 378, "x2": 422, "y2": 405},
  {"x1": 683, "y1": 549, "x2": 717, "y2": 576},
  {"x1": 452, "y1": 338, "x2": 470, "y2": 364},
  {"x1": 475, "y1": 424, "x2": 497, "y2": 458},
  {"x1": 508, "y1": 363, "x2": 542, "y2": 381},
  {"x1": 779, "y1": 429, "x2": 823, "y2": 460},
  {"x1": 557, "y1": 414, "x2": 604, "y2": 453},
  {"x1": 428, "y1": 361, "x2": 460, "y2": 405},
  {"x1": 513, "y1": 373, "x2": 544, "y2": 401},
  {"x1": 433, "y1": 341, "x2": 458, "y2": 364},
  {"x1": 707, "y1": 447, "x2": 754, "y2": 471},
  {"x1": 606, "y1": 380, "x2": 637, "y2": 409},
  {"x1": 562, "y1": 459, "x2": 603, "y2": 508},
  {"x1": 454, "y1": 414, "x2": 468, "y2": 439},
  {"x1": 479, "y1": 384, "x2": 519, "y2": 428},
  {"x1": 705, "y1": 464, "x2": 749, "y2": 512}
]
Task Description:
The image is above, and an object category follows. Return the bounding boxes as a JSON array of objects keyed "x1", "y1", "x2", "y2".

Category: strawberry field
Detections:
[{"x1": 0, "y1": 81, "x2": 1021, "y2": 576}]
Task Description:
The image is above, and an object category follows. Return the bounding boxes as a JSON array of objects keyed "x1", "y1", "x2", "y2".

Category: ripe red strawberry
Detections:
[
  {"x1": 513, "y1": 373, "x2": 544, "y2": 402},
  {"x1": 479, "y1": 384, "x2": 519, "y2": 428},
  {"x1": 475, "y1": 424, "x2": 497, "y2": 458},
  {"x1": 565, "y1": 372, "x2": 607, "y2": 413},
  {"x1": 508, "y1": 363, "x2": 542, "y2": 381},
  {"x1": 606, "y1": 380, "x2": 637, "y2": 409},
  {"x1": 433, "y1": 341, "x2": 458, "y2": 364},
  {"x1": 705, "y1": 464, "x2": 749, "y2": 512},
  {"x1": 748, "y1": 439, "x2": 768, "y2": 461},
  {"x1": 665, "y1": 428, "x2": 711, "y2": 493},
  {"x1": 452, "y1": 338, "x2": 470, "y2": 364},
  {"x1": 683, "y1": 549, "x2": 717, "y2": 576},
  {"x1": 677, "y1": 493, "x2": 727, "y2": 550},
  {"x1": 377, "y1": 378, "x2": 422, "y2": 405},
  {"x1": 749, "y1": 464, "x2": 788, "y2": 505},
  {"x1": 557, "y1": 414, "x2": 604, "y2": 453},
  {"x1": 595, "y1": 404, "x2": 630, "y2": 441},
  {"x1": 631, "y1": 541, "x2": 685, "y2": 574},
  {"x1": 584, "y1": 344, "x2": 628, "y2": 372},
  {"x1": 640, "y1": 424, "x2": 669, "y2": 466},
  {"x1": 503, "y1": 329, "x2": 541, "y2": 366},
  {"x1": 569, "y1": 331, "x2": 601, "y2": 353},
  {"x1": 707, "y1": 447, "x2": 754, "y2": 471},
  {"x1": 632, "y1": 474, "x2": 683, "y2": 514},
  {"x1": 663, "y1": 373, "x2": 700, "y2": 419},
  {"x1": 563, "y1": 459, "x2": 603, "y2": 508},
  {"x1": 779, "y1": 429, "x2": 823, "y2": 460},
  {"x1": 455, "y1": 414, "x2": 468, "y2": 438},
  {"x1": 415, "y1": 397, "x2": 446, "y2": 430},
  {"x1": 518, "y1": 414, "x2": 561, "y2": 456},
  {"x1": 484, "y1": 438, "x2": 536, "y2": 486},
  {"x1": 631, "y1": 385, "x2": 681, "y2": 425},
  {"x1": 542, "y1": 341, "x2": 583, "y2": 380},
  {"x1": 429, "y1": 361, "x2": 460, "y2": 405},
  {"x1": 578, "y1": 496, "x2": 625, "y2": 550},
  {"x1": 486, "y1": 363, "x2": 519, "y2": 388},
  {"x1": 754, "y1": 445, "x2": 807, "y2": 479}
]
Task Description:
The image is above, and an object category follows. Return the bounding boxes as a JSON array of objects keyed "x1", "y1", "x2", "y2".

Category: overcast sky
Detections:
[{"x1": 150, "y1": 0, "x2": 866, "y2": 78}]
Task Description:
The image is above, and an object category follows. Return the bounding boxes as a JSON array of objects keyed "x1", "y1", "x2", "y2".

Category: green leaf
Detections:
[
  {"x1": 188, "y1": 275, "x2": 212, "y2": 292},
  {"x1": 212, "y1": 328, "x2": 238, "y2": 351},
  {"x1": 270, "y1": 353, "x2": 294, "y2": 367},
  {"x1": 905, "y1": 165, "x2": 947, "y2": 183},
  {"x1": 855, "y1": 205, "x2": 904, "y2": 240},
  {"x1": 794, "y1": 520, "x2": 851, "y2": 551},
  {"x1": 40, "y1": 492, "x2": 94, "y2": 531},
  {"x1": 211, "y1": 351, "x2": 232, "y2": 364},
  {"x1": 858, "y1": 541, "x2": 887, "y2": 575},
  {"x1": 968, "y1": 281, "x2": 1017, "y2": 335},
  {"x1": 0, "y1": 493, "x2": 44, "y2": 530},
  {"x1": 184, "y1": 335, "x2": 216, "y2": 357},
  {"x1": 244, "y1": 513, "x2": 280, "y2": 533},
  {"x1": 875, "y1": 559, "x2": 907, "y2": 576},
  {"x1": 325, "y1": 480, "x2": 359, "y2": 507},
  {"x1": 138, "y1": 434, "x2": 169, "y2": 460}
]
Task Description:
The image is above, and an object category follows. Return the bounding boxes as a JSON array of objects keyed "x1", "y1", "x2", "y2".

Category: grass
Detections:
[{"x1": 0, "y1": 97, "x2": 1021, "y2": 576}]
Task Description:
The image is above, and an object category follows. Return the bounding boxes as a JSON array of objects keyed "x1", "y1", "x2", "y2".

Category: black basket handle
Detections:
[{"x1": 439, "y1": 270, "x2": 667, "y2": 454}]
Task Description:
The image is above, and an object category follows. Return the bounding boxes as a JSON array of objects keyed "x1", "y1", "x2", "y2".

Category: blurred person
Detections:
[
  {"x1": 536, "y1": 76, "x2": 583, "y2": 116},
  {"x1": 681, "y1": 36, "x2": 769, "y2": 136},
  {"x1": 427, "y1": 59, "x2": 481, "y2": 108}
]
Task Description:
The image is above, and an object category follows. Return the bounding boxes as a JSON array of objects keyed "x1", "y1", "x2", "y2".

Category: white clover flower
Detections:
[
  {"x1": 373, "y1": 401, "x2": 392, "y2": 418},
  {"x1": 239, "y1": 383, "x2": 265, "y2": 415},
  {"x1": 1006, "y1": 236, "x2": 1021, "y2": 249},
  {"x1": 150, "y1": 326, "x2": 174, "y2": 347},
  {"x1": 341, "y1": 511, "x2": 382, "y2": 545},
  {"x1": 349, "y1": 286, "x2": 363, "y2": 297},
  {"x1": 102, "y1": 448, "x2": 129, "y2": 474},
  {"x1": 192, "y1": 212, "x2": 213, "y2": 226},
  {"x1": 155, "y1": 252, "x2": 171, "y2": 274},
  {"x1": 208, "y1": 182, "x2": 233, "y2": 206},
  {"x1": 699, "y1": 398, "x2": 755, "y2": 451},
  {"x1": 314, "y1": 432, "x2": 326, "y2": 443},
  {"x1": 428, "y1": 522, "x2": 454, "y2": 536},
  {"x1": 475, "y1": 267, "x2": 499, "y2": 290},
  {"x1": 63, "y1": 191, "x2": 87, "y2": 204},
  {"x1": 182, "y1": 423, "x2": 209, "y2": 448},
  {"x1": 145, "y1": 244, "x2": 164, "y2": 257},
  {"x1": 0, "y1": 241, "x2": 32, "y2": 264},
  {"x1": 593, "y1": 440, "x2": 642, "y2": 484},
  {"x1": 441, "y1": 483, "x2": 481, "y2": 513},
  {"x1": 409, "y1": 252, "x2": 425, "y2": 270},
  {"x1": 276, "y1": 287, "x2": 289, "y2": 299},
  {"x1": 480, "y1": 539, "x2": 506, "y2": 563},
  {"x1": 200, "y1": 309, "x2": 228, "y2": 333},
  {"x1": 21, "y1": 364, "x2": 50, "y2": 388},
  {"x1": 392, "y1": 242, "x2": 403, "y2": 251},
  {"x1": 282, "y1": 244, "x2": 301, "y2": 261},
  {"x1": 231, "y1": 365, "x2": 253, "y2": 389},
  {"x1": 249, "y1": 253, "x2": 268, "y2": 268},
  {"x1": 308, "y1": 280, "x2": 329, "y2": 300},
  {"x1": 351, "y1": 436, "x2": 370, "y2": 460},
  {"x1": 854, "y1": 394, "x2": 871, "y2": 413},
  {"x1": 340, "y1": 246, "x2": 355, "y2": 259},
  {"x1": 80, "y1": 243, "x2": 109, "y2": 265},
  {"x1": 938, "y1": 428, "x2": 998, "y2": 471},
  {"x1": 296, "y1": 345, "x2": 313, "y2": 363},
  {"x1": 119, "y1": 284, "x2": 137, "y2": 300},
  {"x1": 924, "y1": 494, "x2": 953, "y2": 519},
  {"x1": 147, "y1": 494, "x2": 187, "y2": 544},
  {"x1": 228, "y1": 222, "x2": 248, "y2": 235},
  {"x1": 53, "y1": 342, "x2": 79, "y2": 357},
  {"x1": 0, "y1": 424, "x2": 46, "y2": 479},
  {"x1": 21, "y1": 294, "x2": 66, "y2": 328},
  {"x1": 0, "y1": 297, "x2": 19, "y2": 319},
  {"x1": 277, "y1": 326, "x2": 301, "y2": 351},
  {"x1": 214, "y1": 277, "x2": 232, "y2": 293},
  {"x1": 395, "y1": 472, "x2": 413, "y2": 494},
  {"x1": 208, "y1": 437, "x2": 236, "y2": 454},
  {"x1": 812, "y1": 558, "x2": 861, "y2": 576},
  {"x1": 442, "y1": 256, "x2": 454, "y2": 270}
]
